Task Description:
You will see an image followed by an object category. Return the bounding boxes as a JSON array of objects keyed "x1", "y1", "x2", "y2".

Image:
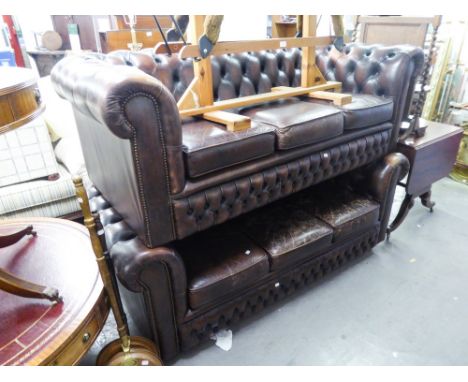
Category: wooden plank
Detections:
[
  {"x1": 307, "y1": 91, "x2": 352, "y2": 106},
  {"x1": 358, "y1": 16, "x2": 440, "y2": 27},
  {"x1": 203, "y1": 110, "x2": 251, "y2": 132},
  {"x1": 153, "y1": 41, "x2": 186, "y2": 55},
  {"x1": 301, "y1": 16, "x2": 326, "y2": 87},
  {"x1": 188, "y1": 16, "x2": 213, "y2": 106},
  {"x1": 178, "y1": 36, "x2": 333, "y2": 59},
  {"x1": 179, "y1": 81, "x2": 341, "y2": 117},
  {"x1": 177, "y1": 77, "x2": 199, "y2": 111},
  {"x1": 271, "y1": 85, "x2": 350, "y2": 105}
]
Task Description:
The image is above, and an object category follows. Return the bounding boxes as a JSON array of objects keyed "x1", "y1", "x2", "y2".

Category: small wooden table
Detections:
[
  {"x1": 0, "y1": 218, "x2": 108, "y2": 365},
  {"x1": 387, "y1": 121, "x2": 463, "y2": 237}
]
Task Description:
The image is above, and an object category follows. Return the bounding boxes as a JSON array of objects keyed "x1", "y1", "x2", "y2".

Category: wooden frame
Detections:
[
  {"x1": 355, "y1": 16, "x2": 442, "y2": 47},
  {"x1": 177, "y1": 15, "x2": 350, "y2": 131}
]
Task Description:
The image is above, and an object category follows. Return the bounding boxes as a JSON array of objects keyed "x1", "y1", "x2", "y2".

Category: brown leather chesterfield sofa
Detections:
[{"x1": 51, "y1": 43, "x2": 423, "y2": 362}]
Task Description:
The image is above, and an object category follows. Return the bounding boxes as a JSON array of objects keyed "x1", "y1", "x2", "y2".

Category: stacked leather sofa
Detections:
[{"x1": 51, "y1": 43, "x2": 423, "y2": 362}]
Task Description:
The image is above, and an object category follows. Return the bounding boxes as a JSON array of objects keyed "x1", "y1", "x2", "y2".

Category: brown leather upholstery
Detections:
[
  {"x1": 316, "y1": 44, "x2": 424, "y2": 145},
  {"x1": 51, "y1": 45, "x2": 417, "y2": 361},
  {"x1": 241, "y1": 99, "x2": 344, "y2": 150},
  {"x1": 299, "y1": 187, "x2": 381, "y2": 241},
  {"x1": 241, "y1": 205, "x2": 333, "y2": 271},
  {"x1": 52, "y1": 44, "x2": 422, "y2": 247},
  {"x1": 86, "y1": 152, "x2": 409, "y2": 361},
  {"x1": 181, "y1": 118, "x2": 276, "y2": 178},
  {"x1": 172, "y1": 129, "x2": 390, "y2": 240},
  {"x1": 175, "y1": 227, "x2": 270, "y2": 310},
  {"x1": 308, "y1": 94, "x2": 393, "y2": 130}
]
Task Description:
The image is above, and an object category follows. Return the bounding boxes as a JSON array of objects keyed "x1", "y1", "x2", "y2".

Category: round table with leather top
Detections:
[{"x1": 0, "y1": 218, "x2": 108, "y2": 366}]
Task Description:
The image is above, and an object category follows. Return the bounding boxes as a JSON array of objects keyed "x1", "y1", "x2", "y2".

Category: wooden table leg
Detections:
[
  {"x1": 0, "y1": 268, "x2": 61, "y2": 302},
  {"x1": 0, "y1": 225, "x2": 36, "y2": 248},
  {"x1": 0, "y1": 225, "x2": 60, "y2": 302},
  {"x1": 420, "y1": 189, "x2": 435, "y2": 212},
  {"x1": 386, "y1": 193, "x2": 415, "y2": 240}
]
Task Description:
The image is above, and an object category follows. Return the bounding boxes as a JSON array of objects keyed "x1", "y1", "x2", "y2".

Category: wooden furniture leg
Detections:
[
  {"x1": 0, "y1": 225, "x2": 60, "y2": 302},
  {"x1": 0, "y1": 225, "x2": 36, "y2": 248},
  {"x1": 0, "y1": 267, "x2": 60, "y2": 302},
  {"x1": 386, "y1": 193, "x2": 416, "y2": 239},
  {"x1": 420, "y1": 189, "x2": 435, "y2": 212}
]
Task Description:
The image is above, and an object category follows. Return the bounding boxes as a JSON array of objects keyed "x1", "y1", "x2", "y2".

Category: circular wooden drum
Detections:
[
  {"x1": 0, "y1": 218, "x2": 108, "y2": 366},
  {"x1": 0, "y1": 67, "x2": 45, "y2": 134}
]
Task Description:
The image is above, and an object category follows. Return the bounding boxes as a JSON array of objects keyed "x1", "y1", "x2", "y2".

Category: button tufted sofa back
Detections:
[
  {"x1": 106, "y1": 43, "x2": 423, "y2": 144},
  {"x1": 107, "y1": 48, "x2": 303, "y2": 102}
]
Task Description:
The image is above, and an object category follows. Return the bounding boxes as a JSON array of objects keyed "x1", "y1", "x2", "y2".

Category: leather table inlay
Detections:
[{"x1": 0, "y1": 218, "x2": 107, "y2": 366}]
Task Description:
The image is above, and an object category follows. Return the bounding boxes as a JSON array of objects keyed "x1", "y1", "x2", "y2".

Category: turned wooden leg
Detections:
[
  {"x1": 386, "y1": 193, "x2": 415, "y2": 240},
  {"x1": 0, "y1": 268, "x2": 61, "y2": 302},
  {"x1": 0, "y1": 225, "x2": 60, "y2": 303},
  {"x1": 0, "y1": 225, "x2": 36, "y2": 248},
  {"x1": 420, "y1": 190, "x2": 435, "y2": 212}
]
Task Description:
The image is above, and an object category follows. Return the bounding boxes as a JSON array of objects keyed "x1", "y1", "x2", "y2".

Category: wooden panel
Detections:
[
  {"x1": 179, "y1": 81, "x2": 341, "y2": 117},
  {"x1": 301, "y1": 16, "x2": 325, "y2": 87},
  {"x1": 102, "y1": 30, "x2": 164, "y2": 52},
  {"x1": 9, "y1": 87, "x2": 38, "y2": 120},
  {"x1": 307, "y1": 90, "x2": 351, "y2": 105},
  {"x1": 0, "y1": 98, "x2": 14, "y2": 126},
  {"x1": 357, "y1": 16, "x2": 441, "y2": 47},
  {"x1": 398, "y1": 122, "x2": 463, "y2": 195},
  {"x1": 179, "y1": 36, "x2": 332, "y2": 59},
  {"x1": 114, "y1": 15, "x2": 171, "y2": 30},
  {"x1": 0, "y1": 67, "x2": 44, "y2": 134},
  {"x1": 272, "y1": 86, "x2": 350, "y2": 105},
  {"x1": 203, "y1": 111, "x2": 251, "y2": 132},
  {"x1": 188, "y1": 15, "x2": 213, "y2": 106},
  {"x1": 361, "y1": 24, "x2": 428, "y2": 47},
  {"x1": 52, "y1": 15, "x2": 98, "y2": 51},
  {"x1": 271, "y1": 15, "x2": 297, "y2": 38}
]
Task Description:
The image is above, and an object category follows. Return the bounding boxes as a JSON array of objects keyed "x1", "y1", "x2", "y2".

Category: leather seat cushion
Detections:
[
  {"x1": 240, "y1": 203, "x2": 333, "y2": 271},
  {"x1": 293, "y1": 184, "x2": 381, "y2": 241},
  {"x1": 176, "y1": 227, "x2": 270, "y2": 310},
  {"x1": 182, "y1": 118, "x2": 276, "y2": 178},
  {"x1": 315, "y1": 193, "x2": 380, "y2": 241},
  {"x1": 308, "y1": 95, "x2": 393, "y2": 130},
  {"x1": 241, "y1": 98, "x2": 344, "y2": 150}
]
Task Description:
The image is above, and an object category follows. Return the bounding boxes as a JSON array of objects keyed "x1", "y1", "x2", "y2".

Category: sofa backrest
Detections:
[{"x1": 107, "y1": 43, "x2": 424, "y2": 136}]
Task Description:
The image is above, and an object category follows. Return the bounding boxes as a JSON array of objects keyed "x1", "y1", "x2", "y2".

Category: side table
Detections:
[
  {"x1": 0, "y1": 218, "x2": 108, "y2": 365},
  {"x1": 387, "y1": 121, "x2": 463, "y2": 237}
]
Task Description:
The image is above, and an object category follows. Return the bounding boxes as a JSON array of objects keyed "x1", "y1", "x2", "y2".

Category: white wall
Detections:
[
  {"x1": 15, "y1": 14, "x2": 54, "y2": 50},
  {"x1": 219, "y1": 15, "x2": 268, "y2": 41}
]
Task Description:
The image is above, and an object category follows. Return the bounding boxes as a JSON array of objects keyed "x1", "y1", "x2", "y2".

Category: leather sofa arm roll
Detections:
[
  {"x1": 52, "y1": 55, "x2": 186, "y2": 247},
  {"x1": 110, "y1": 237, "x2": 188, "y2": 317},
  {"x1": 366, "y1": 152, "x2": 410, "y2": 240}
]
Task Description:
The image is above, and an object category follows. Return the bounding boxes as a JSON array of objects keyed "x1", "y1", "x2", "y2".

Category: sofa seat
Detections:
[
  {"x1": 240, "y1": 205, "x2": 333, "y2": 271},
  {"x1": 308, "y1": 94, "x2": 393, "y2": 130},
  {"x1": 182, "y1": 118, "x2": 276, "y2": 178},
  {"x1": 240, "y1": 98, "x2": 344, "y2": 150},
  {"x1": 175, "y1": 228, "x2": 270, "y2": 310},
  {"x1": 314, "y1": 193, "x2": 380, "y2": 241},
  {"x1": 289, "y1": 187, "x2": 381, "y2": 242}
]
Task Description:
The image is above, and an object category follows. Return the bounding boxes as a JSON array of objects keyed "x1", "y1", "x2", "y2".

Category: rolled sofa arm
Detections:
[
  {"x1": 88, "y1": 187, "x2": 187, "y2": 360},
  {"x1": 52, "y1": 54, "x2": 185, "y2": 248},
  {"x1": 367, "y1": 152, "x2": 410, "y2": 240}
]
